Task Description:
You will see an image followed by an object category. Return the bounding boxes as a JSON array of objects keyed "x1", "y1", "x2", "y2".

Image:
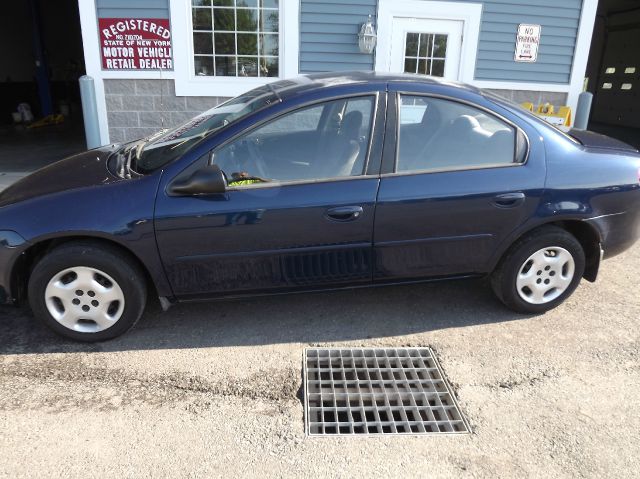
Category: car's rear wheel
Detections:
[
  {"x1": 491, "y1": 226, "x2": 585, "y2": 314},
  {"x1": 28, "y1": 242, "x2": 147, "y2": 341}
]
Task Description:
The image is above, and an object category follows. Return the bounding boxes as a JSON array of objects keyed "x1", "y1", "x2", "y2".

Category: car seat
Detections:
[{"x1": 321, "y1": 110, "x2": 363, "y2": 177}]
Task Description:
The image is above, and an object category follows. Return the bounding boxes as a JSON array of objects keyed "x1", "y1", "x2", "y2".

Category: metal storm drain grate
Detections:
[{"x1": 304, "y1": 347, "x2": 469, "y2": 436}]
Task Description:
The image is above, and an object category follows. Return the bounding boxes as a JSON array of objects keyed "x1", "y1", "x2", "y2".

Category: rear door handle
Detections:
[
  {"x1": 325, "y1": 206, "x2": 364, "y2": 222},
  {"x1": 492, "y1": 192, "x2": 526, "y2": 208}
]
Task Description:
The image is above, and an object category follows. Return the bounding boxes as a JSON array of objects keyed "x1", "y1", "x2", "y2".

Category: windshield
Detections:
[{"x1": 129, "y1": 84, "x2": 281, "y2": 174}]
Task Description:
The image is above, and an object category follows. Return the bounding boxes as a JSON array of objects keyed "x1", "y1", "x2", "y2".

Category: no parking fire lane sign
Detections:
[{"x1": 515, "y1": 24, "x2": 541, "y2": 63}]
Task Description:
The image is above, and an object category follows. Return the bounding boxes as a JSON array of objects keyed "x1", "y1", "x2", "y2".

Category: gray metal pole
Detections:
[
  {"x1": 79, "y1": 75, "x2": 102, "y2": 149},
  {"x1": 574, "y1": 91, "x2": 593, "y2": 130}
]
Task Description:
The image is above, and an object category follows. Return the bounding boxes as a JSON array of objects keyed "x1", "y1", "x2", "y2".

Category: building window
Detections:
[
  {"x1": 403, "y1": 33, "x2": 447, "y2": 77},
  {"x1": 192, "y1": 0, "x2": 279, "y2": 78}
]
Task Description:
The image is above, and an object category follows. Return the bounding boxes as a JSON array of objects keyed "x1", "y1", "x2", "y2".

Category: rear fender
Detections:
[{"x1": 487, "y1": 215, "x2": 604, "y2": 282}]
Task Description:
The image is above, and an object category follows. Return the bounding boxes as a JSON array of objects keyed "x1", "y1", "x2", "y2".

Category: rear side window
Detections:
[{"x1": 397, "y1": 95, "x2": 522, "y2": 173}]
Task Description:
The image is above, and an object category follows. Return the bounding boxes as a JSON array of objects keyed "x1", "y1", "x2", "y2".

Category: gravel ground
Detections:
[{"x1": 1, "y1": 244, "x2": 639, "y2": 478}]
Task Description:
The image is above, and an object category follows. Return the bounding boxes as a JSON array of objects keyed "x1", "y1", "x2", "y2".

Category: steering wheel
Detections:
[{"x1": 244, "y1": 137, "x2": 270, "y2": 178}]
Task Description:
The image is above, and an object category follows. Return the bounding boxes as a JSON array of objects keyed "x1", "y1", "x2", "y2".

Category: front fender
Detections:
[{"x1": 0, "y1": 174, "x2": 173, "y2": 303}]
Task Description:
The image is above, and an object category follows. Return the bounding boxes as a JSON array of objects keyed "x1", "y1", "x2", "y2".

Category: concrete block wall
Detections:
[
  {"x1": 486, "y1": 89, "x2": 568, "y2": 108},
  {"x1": 104, "y1": 79, "x2": 227, "y2": 143}
]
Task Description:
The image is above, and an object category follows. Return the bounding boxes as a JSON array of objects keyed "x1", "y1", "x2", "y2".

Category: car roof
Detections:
[{"x1": 268, "y1": 71, "x2": 482, "y2": 101}]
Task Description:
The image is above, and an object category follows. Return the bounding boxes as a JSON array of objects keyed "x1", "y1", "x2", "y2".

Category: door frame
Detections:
[
  {"x1": 389, "y1": 17, "x2": 464, "y2": 80},
  {"x1": 375, "y1": 0, "x2": 482, "y2": 84}
]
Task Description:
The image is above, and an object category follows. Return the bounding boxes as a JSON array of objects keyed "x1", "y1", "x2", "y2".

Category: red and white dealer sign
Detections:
[{"x1": 99, "y1": 18, "x2": 173, "y2": 70}]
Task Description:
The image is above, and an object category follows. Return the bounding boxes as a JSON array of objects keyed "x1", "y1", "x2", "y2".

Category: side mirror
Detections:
[{"x1": 170, "y1": 164, "x2": 226, "y2": 196}]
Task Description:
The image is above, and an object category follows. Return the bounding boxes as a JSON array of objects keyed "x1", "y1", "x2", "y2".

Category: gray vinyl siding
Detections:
[
  {"x1": 300, "y1": 0, "x2": 377, "y2": 73},
  {"x1": 300, "y1": 0, "x2": 582, "y2": 84},
  {"x1": 474, "y1": 0, "x2": 581, "y2": 83},
  {"x1": 96, "y1": 0, "x2": 170, "y2": 19}
]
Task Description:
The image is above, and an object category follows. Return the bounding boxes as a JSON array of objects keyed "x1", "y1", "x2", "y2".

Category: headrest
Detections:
[
  {"x1": 450, "y1": 115, "x2": 481, "y2": 131},
  {"x1": 341, "y1": 110, "x2": 363, "y2": 138}
]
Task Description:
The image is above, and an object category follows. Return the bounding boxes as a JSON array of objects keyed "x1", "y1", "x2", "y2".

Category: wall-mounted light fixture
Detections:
[{"x1": 358, "y1": 15, "x2": 377, "y2": 54}]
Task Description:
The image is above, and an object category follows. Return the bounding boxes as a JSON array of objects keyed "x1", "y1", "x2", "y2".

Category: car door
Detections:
[
  {"x1": 154, "y1": 92, "x2": 385, "y2": 299},
  {"x1": 373, "y1": 89, "x2": 546, "y2": 281}
]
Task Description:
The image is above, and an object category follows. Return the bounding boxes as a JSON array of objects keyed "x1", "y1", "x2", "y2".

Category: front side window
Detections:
[
  {"x1": 192, "y1": 0, "x2": 279, "y2": 77},
  {"x1": 397, "y1": 95, "x2": 521, "y2": 173},
  {"x1": 213, "y1": 96, "x2": 375, "y2": 185}
]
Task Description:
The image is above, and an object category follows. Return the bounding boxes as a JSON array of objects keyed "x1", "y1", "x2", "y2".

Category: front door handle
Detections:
[
  {"x1": 325, "y1": 206, "x2": 364, "y2": 222},
  {"x1": 492, "y1": 192, "x2": 526, "y2": 208}
]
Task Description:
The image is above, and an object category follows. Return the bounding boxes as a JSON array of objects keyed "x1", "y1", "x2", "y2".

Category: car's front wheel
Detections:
[
  {"x1": 491, "y1": 226, "x2": 585, "y2": 314},
  {"x1": 28, "y1": 242, "x2": 147, "y2": 341}
]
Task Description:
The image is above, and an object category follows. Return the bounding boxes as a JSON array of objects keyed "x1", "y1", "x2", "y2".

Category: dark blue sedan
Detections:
[{"x1": 1, "y1": 72, "x2": 639, "y2": 341}]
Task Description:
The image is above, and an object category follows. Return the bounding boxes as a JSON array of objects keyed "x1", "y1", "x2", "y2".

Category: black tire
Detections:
[
  {"x1": 491, "y1": 226, "x2": 585, "y2": 314},
  {"x1": 28, "y1": 241, "x2": 147, "y2": 341}
]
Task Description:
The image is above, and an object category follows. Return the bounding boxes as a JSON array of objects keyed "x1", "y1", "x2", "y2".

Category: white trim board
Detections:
[
  {"x1": 171, "y1": 0, "x2": 299, "y2": 97},
  {"x1": 78, "y1": 0, "x2": 110, "y2": 145},
  {"x1": 375, "y1": 0, "x2": 482, "y2": 84},
  {"x1": 566, "y1": 0, "x2": 598, "y2": 121}
]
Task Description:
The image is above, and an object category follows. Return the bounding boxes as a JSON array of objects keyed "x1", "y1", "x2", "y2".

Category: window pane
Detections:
[
  {"x1": 215, "y1": 56, "x2": 236, "y2": 76},
  {"x1": 237, "y1": 0, "x2": 258, "y2": 6},
  {"x1": 418, "y1": 59, "x2": 429, "y2": 75},
  {"x1": 260, "y1": 0, "x2": 278, "y2": 7},
  {"x1": 193, "y1": 8, "x2": 212, "y2": 30},
  {"x1": 212, "y1": 0, "x2": 232, "y2": 5},
  {"x1": 193, "y1": 33, "x2": 213, "y2": 54},
  {"x1": 238, "y1": 57, "x2": 259, "y2": 76},
  {"x1": 237, "y1": 9, "x2": 258, "y2": 31},
  {"x1": 405, "y1": 33, "x2": 419, "y2": 57},
  {"x1": 260, "y1": 10, "x2": 279, "y2": 32},
  {"x1": 215, "y1": 32, "x2": 235, "y2": 54},
  {"x1": 238, "y1": 33, "x2": 258, "y2": 54},
  {"x1": 419, "y1": 33, "x2": 432, "y2": 57},
  {"x1": 260, "y1": 33, "x2": 278, "y2": 56},
  {"x1": 214, "y1": 8, "x2": 235, "y2": 30},
  {"x1": 214, "y1": 97, "x2": 375, "y2": 184},
  {"x1": 404, "y1": 58, "x2": 417, "y2": 74},
  {"x1": 431, "y1": 59, "x2": 445, "y2": 77},
  {"x1": 397, "y1": 95, "x2": 516, "y2": 172},
  {"x1": 260, "y1": 57, "x2": 278, "y2": 77},
  {"x1": 193, "y1": 0, "x2": 212, "y2": 6},
  {"x1": 433, "y1": 35, "x2": 447, "y2": 57},
  {"x1": 194, "y1": 56, "x2": 214, "y2": 76}
]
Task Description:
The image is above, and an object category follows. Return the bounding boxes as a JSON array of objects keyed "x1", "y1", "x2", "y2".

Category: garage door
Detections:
[{"x1": 592, "y1": 27, "x2": 640, "y2": 128}]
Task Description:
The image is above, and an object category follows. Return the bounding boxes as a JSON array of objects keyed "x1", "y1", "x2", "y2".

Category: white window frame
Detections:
[
  {"x1": 170, "y1": 0, "x2": 299, "y2": 97},
  {"x1": 375, "y1": 0, "x2": 482, "y2": 84}
]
